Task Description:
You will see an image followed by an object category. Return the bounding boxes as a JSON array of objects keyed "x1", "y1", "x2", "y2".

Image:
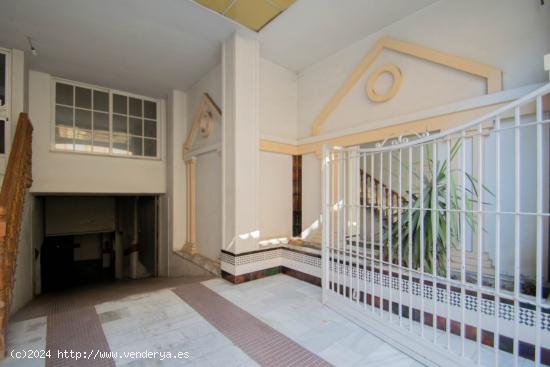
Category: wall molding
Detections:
[
  {"x1": 183, "y1": 93, "x2": 221, "y2": 153},
  {"x1": 365, "y1": 64, "x2": 402, "y2": 102},
  {"x1": 182, "y1": 93, "x2": 222, "y2": 259},
  {"x1": 259, "y1": 83, "x2": 546, "y2": 157},
  {"x1": 310, "y1": 36, "x2": 503, "y2": 136}
]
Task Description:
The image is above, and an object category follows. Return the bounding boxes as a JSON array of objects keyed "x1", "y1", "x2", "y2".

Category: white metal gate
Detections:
[{"x1": 322, "y1": 83, "x2": 550, "y2": 367}]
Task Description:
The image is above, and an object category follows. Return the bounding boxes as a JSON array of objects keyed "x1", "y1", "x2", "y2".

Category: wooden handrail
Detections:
[
  {"x1": 0, "y1": 113, "x2": 33, "y2": 357},
  {"x1": 360, "y1": 169, "x2": 407, "y2": 208}
]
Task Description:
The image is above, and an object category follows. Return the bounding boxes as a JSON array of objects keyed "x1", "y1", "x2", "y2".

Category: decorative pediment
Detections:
[
  {"x1": 183, "y1": 93, "x2": 222, "y2": 153},
  {"x1": 311, "y1": 36, "x2": 502, "y2": 136}
]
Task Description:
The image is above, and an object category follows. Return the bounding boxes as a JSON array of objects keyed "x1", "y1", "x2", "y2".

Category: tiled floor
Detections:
[
  {"x1": 1, "y1": 274, "x2": 423, "y2": 367},
  {"x1": 203, "y1": 276, "x2": 422, "y2": 367}
]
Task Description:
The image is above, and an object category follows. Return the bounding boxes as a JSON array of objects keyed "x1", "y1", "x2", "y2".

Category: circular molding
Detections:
[
  {"x1": 199, "y1": 111, "x2": 213, "y2": 137},
  {"x1": 365, "y1": 64, "x2": 402, "y2": 103}
]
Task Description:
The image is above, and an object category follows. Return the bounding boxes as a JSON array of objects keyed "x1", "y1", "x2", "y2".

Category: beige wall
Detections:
[{"x1": 28, "y1": 70, "x2": 167, "y2": 194}]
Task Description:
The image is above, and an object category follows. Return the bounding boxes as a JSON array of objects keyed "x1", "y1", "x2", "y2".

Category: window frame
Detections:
[
  {"x1": 50, "y1": 77, "x2": 161, "y2": 160},
  {"x1": 0, "y1": 47, "x2": 11, "y2": 156}
]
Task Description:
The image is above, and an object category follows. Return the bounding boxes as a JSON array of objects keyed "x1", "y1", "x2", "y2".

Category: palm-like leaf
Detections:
[{"x1": 382, "y1": 140, "x2": 492, "y2": 276}]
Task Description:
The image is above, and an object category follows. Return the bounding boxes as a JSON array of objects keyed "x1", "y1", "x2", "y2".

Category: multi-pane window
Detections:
[
  {"x1": 0, "y1": 51, "x2": 8, "y2": 155},
  {"x1": 0, "y1": 52, "x2": 6, "y2": 108},
  {"x1": 54, "y1": 79, "x2": 159, "y2": 158},
  {"x1": 112, "y1": 93, "x2": 157, "y2": 157}
]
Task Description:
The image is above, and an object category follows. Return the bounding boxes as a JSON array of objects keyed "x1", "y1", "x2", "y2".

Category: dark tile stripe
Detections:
[
  {"x1": 46, "y1": 306, "x2": 114, "y2": 367},
  {"x1": 172, "y1": 283, "x2": 332, "y2": 367}
]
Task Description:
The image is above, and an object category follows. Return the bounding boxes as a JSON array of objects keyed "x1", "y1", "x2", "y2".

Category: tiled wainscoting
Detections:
[
  {"x1": 326, "y1": 259, "x2": 550, "y2": 365},
  {"x1": 220, "y1": 245, "x2": 322, "y2": 286}
]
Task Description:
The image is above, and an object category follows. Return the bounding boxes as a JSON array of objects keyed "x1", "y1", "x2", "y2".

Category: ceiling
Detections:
[
  {"x1": 195, "y1": 0, "x2": 296, "y2": 32},
  {"x1": 260, "y1": 0, "x2": 438, "y2": 72},
  {"x1": 0, "y1": 0, "x2": 241, "y2": 97},
  {"x1": 0, "y1": 0, "x2": 437, "y2": 98}
]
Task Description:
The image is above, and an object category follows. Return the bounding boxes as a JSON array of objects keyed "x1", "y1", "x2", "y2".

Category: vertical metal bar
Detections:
[
  {"x1": 408, "y1": 146, "x2": 413, "y2": 333},
  {"x1": 420, "y1": 144, "x2": 425, "y2": 337},
  {"x1": 432, "y1": 141, "x2": 438, "y2": 344},
  {"x1": 369, "y1": 154, "x2": 376, "y2": 313},
  {"x1": 379, "y1": 152, "x2": 384, "y2": 317},
  {"x1": 445, "y1": 137, "x2": 451, "y2": 350},
  {"x1": 513, "y1": 106, "x2": 520, "y2": 367},
  {"x1": 460, "y1": 131, "x2": 467, "y2": 357},
  {"x1": 322, "y1": 145, "x2": 330, "y2": 303},
  {"x1": 494, "y1": 117, "x2": 501, "y2": 367},
  {"x1": 535, "y1": 96, "x2": 543, "y2": 366},
  {"x1": 343, "y1": 151, "x2": 348, "y2": 301},
  {"x1": 398, "y1": 148, "x2": 403, "y2": 327},
  {"x1": 351, "y1": 150, "x2": 356, "y2": 304},
  {"x1": 353, "y1": 149, "x2": 361, "y2": 303},
  {"x1": 331, "y1": 153, "x2": 336, "y2": 294},
  {"x1": 476, "y1": 124, "x2": 484, "y2": 366},
  {"x1": 363, "y1": 153, "x2": 368, "y2": 310},
  {"x1": 389, "y1": 151, "x2": 394, "y2": 322},
  {"x1": 337, "y1": 152, "x2": 342, "y2": 295}
]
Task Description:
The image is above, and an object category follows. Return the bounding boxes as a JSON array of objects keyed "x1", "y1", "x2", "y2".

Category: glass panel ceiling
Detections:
[{"x1": 195, "y1": 0, "x2": 295, "y2": 32}]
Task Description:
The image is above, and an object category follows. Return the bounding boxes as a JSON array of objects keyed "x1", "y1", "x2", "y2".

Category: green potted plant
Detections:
[{"x1": 382, "y1": 141, "x2": 492, "y2": 276}]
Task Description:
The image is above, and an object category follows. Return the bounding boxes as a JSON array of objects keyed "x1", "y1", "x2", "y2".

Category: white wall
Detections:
[
  {"x1": 301, "y1": 153, "x2": 321, "y2": 232},
  {"x1": 297, "y1": 0, "x2": 550, "y2": 245},
  {"x1": 28, "y1": 70, "x2": 166, "y2": 194},
  {"x1": 166, "y1": 89, "x2": 187, "y2": 252},
  {"x1": 259, "y1": 152, "x2": 292, "y2": 238},
  {"x1": 0, "y1": 48, "x2": 25, "y2": 185},
  {"x1": 32, "y1": 196, "x2": 43, "y2": 295},
  {"x1": 257, "y1": 59, "x2": 297, "y2": 240},
  {"x1": 196, "y1": 152, "x2": 222, "y2": 259},
  {"x1": 482, "y1": 117, "x2": 550, "y2": 279},
  {"x1": 260, "y1": 59, "x2": 298, "y2": 140},
  {"x1": 222, "y1": 33, "x2": 261, "y2": 254},
  {"x1": 297, "y1": 0, "x2": 550, "y2": 138},
  {"x1": 11, "y1": 193, "x2": 35, "y2": 315},
  {"x1": 186, "y1": 64, "x2": 223, "y2": 259},
  {"x1": 186, "y1": 65, "x2": 222, "y2": 139}
]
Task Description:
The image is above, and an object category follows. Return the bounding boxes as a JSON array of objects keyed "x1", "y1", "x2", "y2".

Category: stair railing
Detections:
[{"x1": 0, "y1": 112, "x2": 33, "y2": 357}]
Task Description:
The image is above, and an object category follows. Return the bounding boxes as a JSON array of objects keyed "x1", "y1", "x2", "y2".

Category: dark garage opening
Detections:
[{"x1": 39, "y1": 195, "x2": 158, "y2": 293}]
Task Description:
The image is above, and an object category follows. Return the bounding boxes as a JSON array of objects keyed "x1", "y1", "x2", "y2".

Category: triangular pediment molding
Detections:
[
  {"x1": 183, "y1": 93, "x2": 222, "y2": 153},
  {"x1": 311, "y1": 36, "x2": 502, "y2": 136}
]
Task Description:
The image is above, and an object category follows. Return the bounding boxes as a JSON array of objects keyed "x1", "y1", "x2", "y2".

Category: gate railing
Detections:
[{"x1": 322, "y1": 83, "x2": 550, "y2": 367}]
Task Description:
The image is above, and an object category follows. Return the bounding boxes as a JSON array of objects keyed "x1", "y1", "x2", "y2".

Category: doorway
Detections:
[{"x1": 38, "y1": 195, "x2": 158, "y2": 293}]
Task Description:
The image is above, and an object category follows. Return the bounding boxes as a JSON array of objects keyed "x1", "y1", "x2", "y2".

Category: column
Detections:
[
  {"x1": 183, "y1": 157, "x2": 197, "y2": 254},
  {"x1": 222, "y1": 32, "x2": 261, "y2": 254}
]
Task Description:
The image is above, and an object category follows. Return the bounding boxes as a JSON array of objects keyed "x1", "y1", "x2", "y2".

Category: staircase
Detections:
[
  {"x1": 0, "y1": 113, "x2": 33, "y2": 356},
  {"x1": 307, "y1": 169, "x2": 496, "y2": 278},
  {"x1": 450, "y1": 247, "x2": 495, "y2": 277}
]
